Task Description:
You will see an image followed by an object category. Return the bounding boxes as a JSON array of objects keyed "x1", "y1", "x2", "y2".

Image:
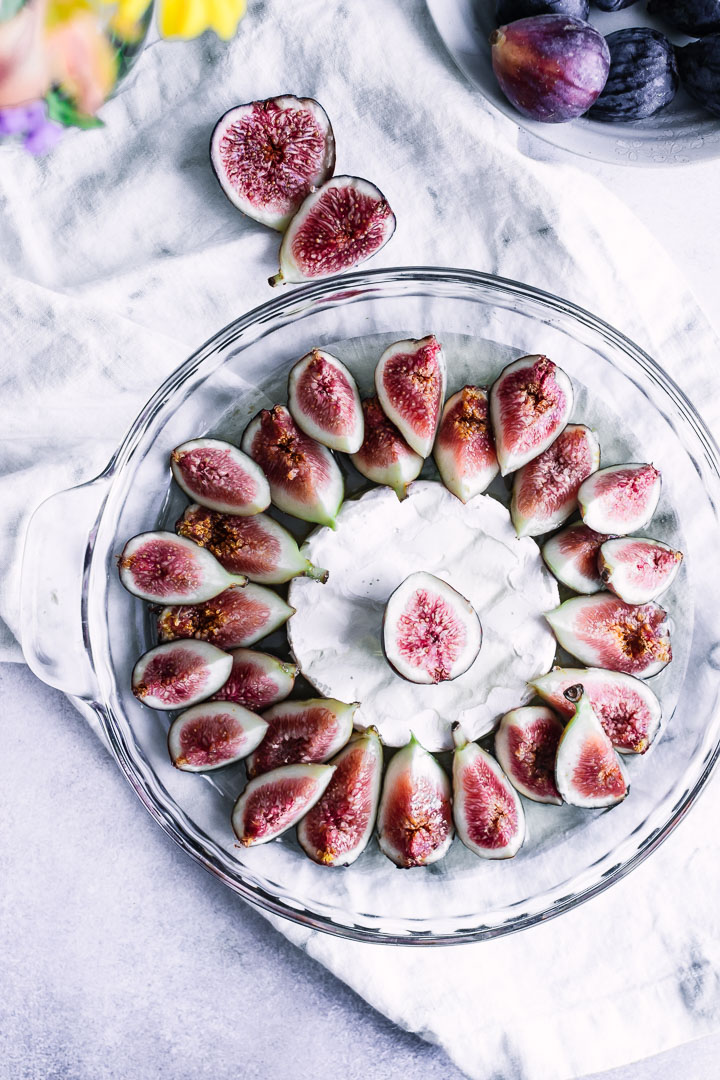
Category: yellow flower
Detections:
[
  {"x1": 108, "y1": 0, "x2": 152, "y2": 42},
  {"x1": 158, "y1": 0, "x2": 245, "y2": 40}
]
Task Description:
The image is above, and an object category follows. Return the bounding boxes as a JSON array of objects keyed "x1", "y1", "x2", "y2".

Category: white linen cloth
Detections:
[{"x1": 2, "y1": 1, "x2": 720, "y2": 1077}]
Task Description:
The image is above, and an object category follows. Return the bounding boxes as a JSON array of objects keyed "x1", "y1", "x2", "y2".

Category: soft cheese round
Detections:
[{"x1": 288, "y1": 481, "x2": 559, "y2": 751}]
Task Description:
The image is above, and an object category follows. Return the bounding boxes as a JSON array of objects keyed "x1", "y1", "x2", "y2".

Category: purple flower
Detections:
[
  {"x1": 23, "y1": 118, "x2": 64, "y2": 154},
  {"x1": 0, "y1": 99, "x2": 65, "y2": 154}
]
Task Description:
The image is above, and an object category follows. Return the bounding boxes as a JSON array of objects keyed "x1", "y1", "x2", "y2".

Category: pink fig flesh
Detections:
[
  {"x1": 231, "y1": 763, "x2": 336, "y2": 846},
  {"x1": 131, "y1": 640, "x2": 232, "y2": 711},
  {"x1": 349, "y1": 396, "x2": 423, "y2": 499},
  {"x1": 542, "y1": 522, "x2": 614, "y2": 594},
  {"x1": 157, "y1": 583, "x2": 294, "y2": 651},
  {"x1": 555, "y1": 688, "x2": 628, "y2": 808},
  {"x1": 452, "y1": 732, "x2": 526, "y2": 858},
  {"x1": 511, "y1": 424, "x2": 600, "y2": 537},
  {"x1": 599, "y1": 537, "x2": 683, "y2": 605},
  {"x1": 375, "y1": 335, "x2": 447, "y2": 458},
  {"x1": 288, "y1": 349, "x2": 364, "y2": 453},
  {"x1": 168, "y1": 701, "x2": 268, "y2": 772},
  {"x1": 119, "y1": 531, "x2": 246, "y2": 603},
  {"x1": 170, "y1": 438, "x2": 271, "y2": 516},
  {"x1": 377, "y1": 736, "x2": 454, "y2": 868},
  {"x1": 490, "y1": 354, "x2": 574, "y2": 475},
  {"x1": 246, "y1": 698, "x2": 358, "y2": 778},
  {"x1": 212, "y1": 648, "x2": 297, "y2": 711},
  {"x1": 433, "y1": 385, "x2": 499, "y2": 502},
  {"x1": 494, "y1": 707, "x2": 563, "y2": 804},
  {"x1": 578, "y1": 463, "x2": 661, "y2": 535}
]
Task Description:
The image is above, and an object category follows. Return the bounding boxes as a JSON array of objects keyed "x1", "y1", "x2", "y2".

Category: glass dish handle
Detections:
[{"x1": 21, "y1": 475, "x2": 110, "y2": 701}]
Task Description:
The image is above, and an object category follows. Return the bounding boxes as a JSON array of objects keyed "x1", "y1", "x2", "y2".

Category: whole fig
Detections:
[
  {"x1": 677, "y1": 35, "x2": 720, "y2": 117},
  {"x1": 590, "y1": 28, "x2": 678, "y2": 122},
  {"x1": 647, "y1": 0, "x2": 720, "y2": 36},
  {"x1": 490, "y1": 16, "x2": 611, "y2": 123},
  {"x1": 496, "y1": 0, "x2": 589, "y2": 22}
]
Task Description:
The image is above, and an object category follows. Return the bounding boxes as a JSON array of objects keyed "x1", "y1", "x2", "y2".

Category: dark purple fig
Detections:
[
  {"x1": 157, "y1": 583, "x2": 294, "y2": 650},
  {"x1": 167, "y1": 701, "x2": 268, "y2": 772},
  {"x1": 494, "y1": 706, "x2": 563, "y2": 804},
  {"x1": 578, "y1": 463, "x2": 661, "y2": 536},
  {"x1": 377, "y1": 735, "x2": 454, "y2": 868},
  {"x1": 545, "y1": 592, "x2": 672, "y2": 678},
  {"x1": 246, "y1": 698, "x2": 358, "y2": 778},
  {"x1": 375, "y1": 336, "x2": 447, "y2": 458},
  {"x1": 497, "y1": 0, "x2": 589, "y2": 22},
  {"x1": 490, "y1": 15, "x2": 610, "y2": 124},
  {"x1": 231, "y1": 763, "x2": 336, "y2": 846},
  {"x1": 511, "y1": 424, "x2": 600, "y2": 538},
  {"x1": 297, "y1": 729, "x2": 383, "y2": 866},
  {"x1": 269, "y1": 175, "x2": 396, "y2": 286},
  {"x1": 530, "y1": 666, "x2": 662, "y2": 753},
  {"x1": 176, "y1": 504, "x2": 327, "y2": 585},
  {"x1": 490, "y1": 354, "x2": 574, "y2": 475},
  {"x1": 593, "y1": 0, "x2": 639, "y2": 8},
  {"x1": 598, "y1": 537, "x2": 683, "y2": 605},
  {"x1": 349, "y1": 396, "x2": 423, "y2": 499},
  {"x1": 170, "y1": 439, "x2": 271, "y2": 516},
  {"x1": 452, "y1": 725, "x2": 525, "y2": 858},
  {"x1": 648, "y1": 0, "x2": 720, "y2": 36},
  {"x1": 132, "y1": 640, "x2": 233, "y2": 711},
  {"x1": 119, "y1": 531, "x2": 247, "y2": 603},
  {"x1": 589, "y1": 29, "x2": 678, "y2": 123},
  {"x1": 288, "y1": 349, "x2": 364, "y2": 453},
  {"x1": 383, "y1": 571, "x2": 482, "y2": 685},
  {"x1": 542, "y1": 522, "x2": 614, "y2": 593},
  {"x1": 433, "y1": 386, "x2": 499, "y2": 503},
  {"x1": 677, "y1": 36, "x2": 720, "y2": 118},
  {"x1": 210, "y1": 96, "x2": 335, "y2": 231},
  {"x1": 241, "y1": 405, "x2": 344, "y2": 527},
  {"x1": 212, "y1": 648, "x2": 298, "y2": 711},
  {"x1": 554, "y1": 685, "x2": 628, "y2": 807}
]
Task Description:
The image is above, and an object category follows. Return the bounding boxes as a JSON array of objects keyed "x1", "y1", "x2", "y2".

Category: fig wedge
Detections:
[
  {"x1": 494, "y1": 706, "x2": 563, "y2": 804},
  {"x1": 119, "y1": 531, "x2": 247, "y2": 604},
  {"x1": 555, "y1": 685, "x2": 628, "y2": 808},
  {"x1": 490, "y1": 355, "x2": 573, "y2": 475},
  {"x1": 545, "y1": 592, "x2": 671, "y2": 678},
  {"x1": 288, "y1": 349, "x2": 364, "y2": 453},
  {"x1": 157, "y1": 583, "x2": 294, "y2": 650},
  {"x1": 578, "y1": 463, "x2": 661, "y2": 536},
  {"x1": 132, "y1": 640, "x2": 232, "y2": 711},
  {"x1": 242, "y1": 405, "x2": 344, "y2": 528},
  {"x1": 377, "y1": 735, "x2": 454, "y2": 868},
  {"x1": 511, "y1": 424, "x2": 600, "y2": 537},
  {"x1": 375, "y1": 335, "x2": 447, "y2": 458},
  {"x1": 231, "y1": 763, "x2": 336, "y2": 846},
  {"x1": 246, "y1": 698, "x2": 358, "y2": 778},
  {"x1": 433, "y1": 386, "x2": 499, "y2": 502},
  {"x1": 168, "y1": 701, "x2": 268, "y2": 772},
  {"x1": 599, "y1": 537, "x2": 683, "y2": 605},
  {"x1": 213, "y1": 648, "x2": 298, "y2": 711},
  {"x1": 349, "y1": 396, "x2": 424, "y2": 499},
  {"x1": 542, "y1": 522, "x2": 613, "y2": 594},
  {"x1": 170, "y1": 438, "x2": 271, "y2": 516},
  {"x1": 452, "y1": 724, "x2": 526, "y2": 858}
]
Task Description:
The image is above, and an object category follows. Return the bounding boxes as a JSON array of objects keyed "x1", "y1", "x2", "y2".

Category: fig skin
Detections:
[
  {"x1": 589, "y1": 28, "x2": 678, "y2": 123},
  {"x1": 170, "y1": 438, "x2": 271, "y2": 516},
  {"x1": 433, "y1": 386, "x2": 499, "y2": 503},
  {"x1": 490, "y1": 16, "x2": 610, "y2": 124},
  {"x1": 648, "y1": 0, "x2": 720, "y2": 36},
  {"x1": 246, "y1": 698, "x2": 358, "y2": 778},
  {"x1": 157, "y1": 583, "x2": 295, "y2": 651},
  {"x1": 349, "y1": 396, "x2": 424, "y2": 500},
  {"x1": 554, "y1": 685, "x2": 629, "y2": 808},
  {"x1": 212, "y1": 648, "x2": 298, "y2": 711},
  {"x1": 496, "y1": 0, "x2": 590, "y2": 21},
  {"x1": 118, "y1": 531, "x2": 247, "y2": 604},
  {"x1": 578, "y1": 463, "x2": 661, "y2": 536},
  {"x1": 452, "y1": 725, "x2": 526, "y2": 858},
  {"x1": 494, "y1": 706, "x2": 564, "y2": 804},
  {"x1": 168, "y1": 701, "x2": 268, "y2": 772},
  {"x1": 231, "y1": 762, "x2": 336, "y2": 846},
  {"x1": 593, "y1": 0, "x2": 639, "y2": 8},
  {"x1": 598, "y1": 537, "x2": 683, "y2": 605},
  {"x1": 377, "y1": 735, "x2": 454, "y2": 868},
  {"x1": 288, "y1": 349, "x2": 364, "y2": 454},
  {"x1": 489, "y1": 354, "x2": 574, "y2": 475},
  {"x1": 511, "y1": 423, "x2": 600, "y2": 538},
  {"x1": 132, "y1": 640, "x2": 233, "y2": 711},
  {"x1": 677, "y1": 36, "x2": 720, "y2": 118},
  {"x1": 375, "y1": 335, "x2": 447, "y2": 459},
  {"x1": 542, "y1": 521, "x2": 614, "y2": 593}
]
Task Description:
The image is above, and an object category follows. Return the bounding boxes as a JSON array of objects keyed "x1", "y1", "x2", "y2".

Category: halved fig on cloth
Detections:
[
  {"x1": 246, "y1": 698, "x2": 358, "y2": 778},
  {"x1": 494, "y1": 706, "x2": 563, "y2": 804},
  {"x1": 288, "y1": 349, "x2": 364, "y2": 453},
  {"x1": 489, "y1": 354, "x2": 573, "y2": 475},
  {"x1": 168, "y1": 701, "x2": 267, "y2": 772},
  {"x1": 578, "y1": 463, "x2": 661, "y2": 535},
  {"x1": 554, "y1": 684, "x2": 629, "y2": 808},
  {"x1": 377, "y1": 735, "x2": 454, "y2": 868},
  {"x1": 433, "y1": 385, "x2": 499, "y2": 502},
  {"x1": 119, "y1": 532, "x2": 246, "y2": 603},
  {"x1": 157, "y1": 583, "x2": 294, "y2": 650},
  {"x1": 375, "y1": 335, "x2": 446, "y2": 458},
  {"x1": 231, "y1": 763, "x2": 336, "y2": 846},
  {"x1": 349, "y1": 396, "x2": 424, "y2": 499},
  {"x1": 170, "y1": 439, "x2": 271, "y2": 516},
  {"x1": 511, "y1": 423, "x2": 600, "y2": 537},
  {"x1": 453, "y1": 724, "x2": 526, "y2": 857},
  {"x1": 132, "y1": 640, "x2": 232, "y2": 711}
]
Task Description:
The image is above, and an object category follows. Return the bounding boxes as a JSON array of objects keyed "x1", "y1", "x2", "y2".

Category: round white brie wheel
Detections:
[{"x1": 288, "y1": 482, "x2": 559, "y2": 751}]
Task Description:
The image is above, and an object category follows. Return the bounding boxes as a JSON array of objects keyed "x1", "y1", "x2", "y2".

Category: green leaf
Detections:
[
  {"x1": 0, "y1": 0, "x2": 27, "y2": 22},
  {"x1": 46, "y1": 90, "x2": 105, "y2": 131}
]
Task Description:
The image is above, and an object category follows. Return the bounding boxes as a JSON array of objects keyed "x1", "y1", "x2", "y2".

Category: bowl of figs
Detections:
[
  {"x1": 427, "y1": 0, "x2": 720, "y2": 165},
  {"x1": 21, "y1": 266, "x2": 720, "y2": 944}
]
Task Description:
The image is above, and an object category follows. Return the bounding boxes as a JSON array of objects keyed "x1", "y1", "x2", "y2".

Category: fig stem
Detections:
[
  {"x1": 451, "y1": 720, "x2": 469, "y2": 750},
  {"x1": 268, "y1": 272, "x2": 284, "y2": 287},
  {"x1": 563, "y1": 683, "x2": 584, "y2": 704},
  {"x1": 306, "y1": 564, "x2": 330, "y2": 582}
]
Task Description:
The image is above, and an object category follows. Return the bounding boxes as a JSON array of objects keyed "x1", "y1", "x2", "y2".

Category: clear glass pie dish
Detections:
[{"x1": 21, "y1": 266, "x2": 720, "y2": 945}]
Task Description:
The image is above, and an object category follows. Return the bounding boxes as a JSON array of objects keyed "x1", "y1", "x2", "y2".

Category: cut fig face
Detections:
[
  {"x1": 375, "y1": 335, "x2": 447, "y2": 458},
  {"x1": 168, "y1": 701, "x2": 268, "y2": 772},
  {"x1": 288, "y1": 349, "x2": 364, "y2": 453},
  {"x1": 599, "y1": 537, "x2": 683, "y2": 605},
  {"x1": 383, "y1": 571, "x2": 482, "y2": 685},
  {"x1": 545, "y1": 592, "x2": 672, "y2": 678},
  {"x1": 157, "y1": 583, "x2": 294, "y2": 651},
  {"x1": 176, "y1": 504, "x2": 327, "y2": 585},
  {"x1": 433, "y1": 385, "x2": 499, "y2": 503},
  {"x1": 490, "y1": 355, "x2": 573, "y2": 476},
  {"x1": 269, "y1": 175, "x2": 396, "y2": 286},
  {"x1": 246, "y1": 698, "x2": 358, "y2": 778},
  {"x1": 349, "y1": 396, "x2": 424, "y2": 499},
  {"x1": 119, "y1": 532, "x2": 247, "y2": 604},
  {"x1": 241, "y1": 405, "x2": 344, "y2": 528},
  {"x1": 170, "y1": 439, "x2": 271, "y2": 516},
  {"x1": 542, "y1": 522, "x2": 614, "y2": 594},
  {"x1": 554, "y1": 686, "x2": 629, "y2": 808},
  {"x1": 377, "y1": 735, "x2": 454, "y2": 868},
  {"x1": 210, "y1": 96, "x2": 336, "y2": 231},
  {"x1": 511, "y1": 424, "x2": 600, "y2": 538},
  {"x1": 231, "y1": 763, "x2": 336, "y2": 846},
  {"x1": 452, "y1": 728, "x2": 526, "y2": 858},
  {"x1": 297, "y1": 729, "x2": 383, "y2": 866},
  {"x1": 578, "y1": 463, "x2": 661, "y2": 536},
  {"x1": 494, "y1": 707, "x2": 563, "y2": 804},
  {"x1": 530, "y1": 666, "x2": 661, "y2": 754},
  {"x1": 132, "y1": 640, "x2": 233, "y2": 711},
  {"x1": 212, "y1": 648, "x2": 298, "y2": 711}
]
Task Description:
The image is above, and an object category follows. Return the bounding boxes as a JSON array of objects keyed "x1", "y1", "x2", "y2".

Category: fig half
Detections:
[
  {"x1": 452, "y1": 725, "x2": 526, "y2": 858},
  {"x1": 242, "y1": 405, "x2": 344, "y2": 528},
  {"x1": 433, "y1": 385, "x2": 499, "y2": 503},
  {"x1": 598, "y1": 537, "x2": 683, "y2": 605},
  {"x1": 375, "y1": 335, "x2": 447, "y2": 458},
  {"x1": 377, "y1": 735, "x2": 454, "y2": 868},
  {"x1": 170, "y1": 438, "x2": 271, "y2": 516},
  {"x1": 212, "y1": 648, "x2": 298, "y2": 711},
  {"x1": 349, "y1": 396, "x2": 424, "y2": 500},
  {"x1": 554, "y1": 685, "x2": 628, "y2": 808},
  {"x1": 511, "y1": 423, "x2": 600, "y2": 537},
  {"x1": 494, "y1": 706, "x2": 563, "y2": 804},
  {"x1": 168, "y1": 701, "x2": 268, "y2": 772},
  {"x1": 157, "y1": 583, "x2": 294, "y2": 650},
  {"x1": 489, "y1": 355, "x2": 573, "y2": 475},
  {"x1": 210, "y1": 96, "x2": 336, "y2": 231},
  {"x1": 542, "y1": 522, "x2": 613, "y2": 594},
  {"x1": 383, "y1": 571, "x2": 482, "y2": 685},
  {"x1": 132, "y1": 640, "x2": 233, "y2": 711},
  {"x1": 119, "y1": 531, "x2": 247, "y2": 604},
  {"x1": 578, "y1": 463, "x2": 661, "y2": 536},
  {"x1": 246, "y1": 698, "x2": 358, "y2": 778},
  {"x1": 231, "y1": 763, "x2": 336, "y2": 846},
  {"x1": 298, "y1": 729, "x2": 383, "y2": 866},
  {"x1": 288, "y1": 349, "x2": 364, "y2": 453},
  {"x1": 545, "y1": 592, "x2": 672, "y2": 678},
  {"x1": 269, "y1": 175, "x2": 396, "y2": 286}
]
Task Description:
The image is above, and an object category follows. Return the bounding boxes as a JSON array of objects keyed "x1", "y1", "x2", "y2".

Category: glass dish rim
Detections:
[{"x1": 85, "y1": 265, "x2": 720, "y2": 946}]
